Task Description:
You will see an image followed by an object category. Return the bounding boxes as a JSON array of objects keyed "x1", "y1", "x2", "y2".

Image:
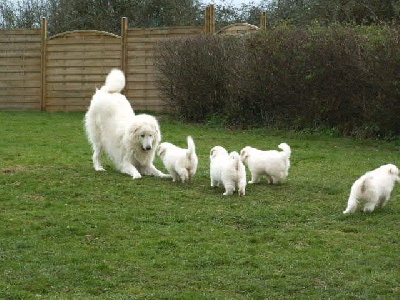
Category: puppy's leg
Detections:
[
  {"x1": 248, "y1": 172, "x2": 260, "y2": 184},
  {"x1": 238, "y1": 184, "x2": 246, "y2": 196},
  {"x1": 274, "y1": 171, "x2": 287, "y2": 184},
  {"x1": 210, "y1": 176, "x2": 219, "y2": 187},
  {"x1": 171, "y1": 169, "x2": 180, "y2": 182},
  {"x1": 92, "y1": 144, "x2": 105, "y2": 171},
  {"x1": 223, "y1": 180, "x2": 235, "y2": 196},
  {"x1": 176, "y1": 167, "x2": 189, "y2": 183},
  {"x1": 238, "y1": 175, "x2": 246, "y2": 196},
  {"x1": 363, "y1": 191, "x2": 379, "y2": 212},
  {"x1": 268, "y1": 175, "x2": 275, "y2": 185},
  {"x1": 363, "y1": 201, "x2": 377, "y2": 213},
  {"x1": 378, "y1": 195, "x2": 390, "y2": 208}
]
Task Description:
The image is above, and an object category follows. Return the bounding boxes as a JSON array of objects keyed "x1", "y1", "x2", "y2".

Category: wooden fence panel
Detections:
[
  {"x1": 125, "y1": 26, "x2": 203, "y2": 112},
  {"x1": 0, "y1": 29, "x2": 41, "y2": 110},
  {"x1": 216, "y1": 23, "x2": 260, "y2": 35},
  {"x1": 45, "y1": 31, "x2": 121, "y2": 111},
  {"x1": 0, "y1": 10, "x2": 260, "y2": 112}
]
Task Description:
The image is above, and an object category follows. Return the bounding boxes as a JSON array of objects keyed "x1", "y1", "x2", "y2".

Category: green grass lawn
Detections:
[{"x1": 1, "y1": 111, "x2": 399, "y2": 299}]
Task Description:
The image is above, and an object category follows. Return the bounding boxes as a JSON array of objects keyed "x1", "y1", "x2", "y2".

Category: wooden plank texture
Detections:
[
  {"x1": 0, "y1": 28, "x2": 41, "y2": 110},
  {"x1": 0, "y1": 25, "x2": 215, "y2": 112}
]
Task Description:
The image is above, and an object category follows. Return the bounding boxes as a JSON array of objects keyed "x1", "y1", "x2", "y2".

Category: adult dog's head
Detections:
[{"x1": 129, "y1": 114, "x2": 161, "y2": 152}]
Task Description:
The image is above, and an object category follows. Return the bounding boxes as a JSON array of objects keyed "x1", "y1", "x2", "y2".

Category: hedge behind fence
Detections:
[{"x1": 156, "y1": 25, "x2": 400, "y2": 138}]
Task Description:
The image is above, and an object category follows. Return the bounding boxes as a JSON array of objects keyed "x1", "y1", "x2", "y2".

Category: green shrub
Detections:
[{"x1": 156, "y1": 25, "x2": 400, "y2": 138}]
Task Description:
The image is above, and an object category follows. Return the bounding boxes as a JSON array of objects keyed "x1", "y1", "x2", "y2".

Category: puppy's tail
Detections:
[
  {"x1": 186, "y1": 136, "x2": 196, "y2": 161},
  {"x1": 230, "y1": 151, "x2": 242, "y2": 171},
  {"x1": 278, "y1": 143, "x2": 291, "y2": 158},
  {"x1": 100, "y1": 68, "x2": 126, "y2": 93}
]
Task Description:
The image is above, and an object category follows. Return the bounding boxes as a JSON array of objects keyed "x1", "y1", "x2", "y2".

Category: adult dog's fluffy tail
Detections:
[
  {"x1": 278, "y1": 142, "x2": 291, "y2": 158},
  {"x1": 100, "y1": 69, "x2": 126, "y2": 93},
  {"x1": 186, "y1": 136, "x2": 196, "y2": 161}
]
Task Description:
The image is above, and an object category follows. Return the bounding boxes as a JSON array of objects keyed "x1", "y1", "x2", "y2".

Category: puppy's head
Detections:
[
  {"x1": 157, "y1": 143, "x2": 167, "y2": 159},
  {"x1": 387, "y1": 164, "x2": 400, "y2": 183},
  {"x1": 240, "y1": 147, "x2": 251, "y2": 163},
  {"x1": 210, "y1": 146, "x2": 228, "y2": 160}
]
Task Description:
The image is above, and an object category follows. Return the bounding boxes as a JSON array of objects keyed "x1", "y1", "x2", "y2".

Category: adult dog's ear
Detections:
[
  {"x1": 129, "y1": 122, "x2": 140, "y2": 135},
  {"x1": 126, "y1": 123, "x2": 140, "y2": 143},
  {"x1": 153, "y1": 125, "x2": 161, "y2": 145}
]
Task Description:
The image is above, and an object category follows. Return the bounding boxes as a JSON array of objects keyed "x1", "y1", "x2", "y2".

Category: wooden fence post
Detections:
[
  {"x1": 205, "y1": 6, "x2": 210, "y2": 34},
  {"x1": 40, "y1": 17, "x2": 47, "y2": 111},
  {"x1": 121, "y1": 17, "x2": 128, "y2": 73},
  {"x1": 210, "y1": 5, "x2": 215, "y2": 34},
  {"x1": 260, "y1": 11, "x2": 267, "y2": 30},
  {"x1": 205, "y1": 5, "x2": 215, "y2": 34}
]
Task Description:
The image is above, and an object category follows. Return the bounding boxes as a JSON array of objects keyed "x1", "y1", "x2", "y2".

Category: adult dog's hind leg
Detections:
[{"x1": 92, "y1": 144, "x2": 105, "y2": 171}]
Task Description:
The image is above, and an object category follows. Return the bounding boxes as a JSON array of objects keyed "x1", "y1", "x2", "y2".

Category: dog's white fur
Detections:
[
  {"x1": 343, "y1": 164, "x2": 400, "y2": 214},
  {"x1": 240, "y1": 143, "x2": 291, "y2": 185},
  {"x1": 84, "y1": 68, "x2": 169, "y2": 179},
  {"x1": 210, "y1": 146, "x2": 246, "y2": 196},
  {"x1": 157, "y1": 136, "x2": 198, "y2": 183}
]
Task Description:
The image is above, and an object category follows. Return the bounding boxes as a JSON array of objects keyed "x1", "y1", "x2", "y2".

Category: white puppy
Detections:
[
  {"x1": 157, "y1": 136, "x2": 198, "y2": 183},
  {"x1": 210, "y1": 146, "x2": 246, "y2": 196},
  {"x1": 343, "y1": 164, "x2": 400, "y2": 214},
  {"x1": 84, "y1": 68, "x2": 169, "y2": 179},
  {"x1": 240, "y1": 143, "x2": 291, "y2": 185},
  {"x1": 210, "y1": 146, "x2": 229, "y2": 188}
]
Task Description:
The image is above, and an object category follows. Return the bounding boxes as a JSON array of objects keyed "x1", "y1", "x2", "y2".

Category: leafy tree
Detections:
[
  {"x1": 0, "y1": 0, "x2": 47, "y2": 28},
  {"x1": 212, "y1": 0, "x2": 264, "y2": 29},
  {"x1": 0, "y1": 0, "x2": 204, "y2": 34},
  {"x1": 0, "y1": 1, "x2": 16, "y2": 27},
  {"x1": 266, "y1": 0, "x2": 400, "y2": 25},
  {"x1": 46, "y1": 0, "x2": 204, "y2": 35}
]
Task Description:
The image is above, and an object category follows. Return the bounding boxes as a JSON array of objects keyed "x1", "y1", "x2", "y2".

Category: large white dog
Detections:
[
  {"x1": 343, "y1": 164, "x2": 400, "y2": 214},
  {"x1": 210, "y1": 146, "x2": 246, "y2": 196},
  {"x1": 157, "y1": 136, "x2": 198, "y2": 183},
  {"x1": 84, "y1": 68, "x2": 169, "y2": 179},
  {"x1": 240, "y1": 143, "x2": 291, "y2": 185}
]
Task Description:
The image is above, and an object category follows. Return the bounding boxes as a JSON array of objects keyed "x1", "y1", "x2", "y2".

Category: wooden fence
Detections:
[
  {"x1": 0, "y1": 5, "x2": 263, "y2": 112},
  {"x1": 0, "y1": 28, "x2": 42, "y2": 110}
]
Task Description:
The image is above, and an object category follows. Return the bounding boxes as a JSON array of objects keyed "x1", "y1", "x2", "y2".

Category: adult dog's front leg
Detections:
[
  {"x1": 142, "y1": 164, "x2": 171, "y2": 178},
  {"x1": 120, "y1": 157, "x2": 142, "y2": 179}
]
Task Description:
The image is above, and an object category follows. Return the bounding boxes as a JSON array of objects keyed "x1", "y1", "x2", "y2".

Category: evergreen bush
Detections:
[{"x1": 156, "y1": 25, "x2": 400, "y2": 138}]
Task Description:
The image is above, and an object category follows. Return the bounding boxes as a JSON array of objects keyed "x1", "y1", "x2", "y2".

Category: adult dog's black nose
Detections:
[{"x1": 145, "y1": 146, "x2": 152, "y2": 151}]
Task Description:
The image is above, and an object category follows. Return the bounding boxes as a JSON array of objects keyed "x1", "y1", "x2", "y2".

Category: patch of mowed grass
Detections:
[{"x1": 1, "y1": 111, "x2": 399, "y2": 299}]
